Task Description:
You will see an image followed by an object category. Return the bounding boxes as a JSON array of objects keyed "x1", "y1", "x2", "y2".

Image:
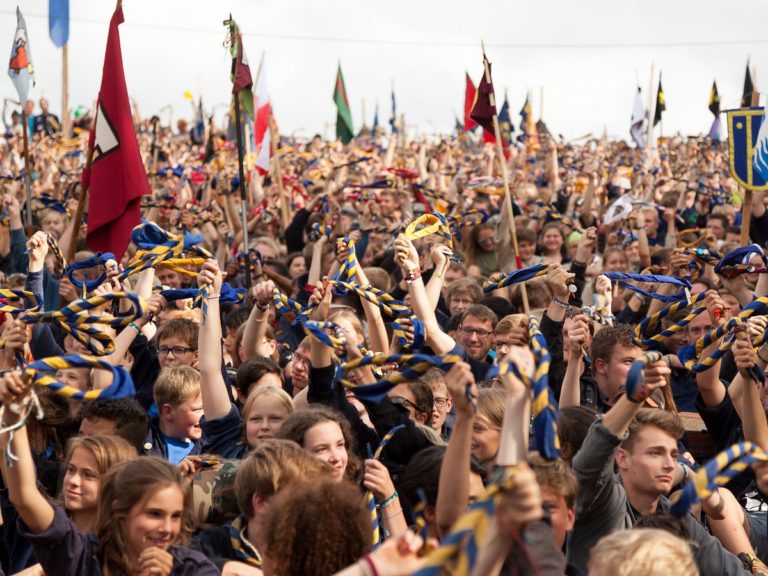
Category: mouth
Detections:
[
  {"x1": 65, "y1": 490, "x2": 80, "y2": 498},
  {"x1": 656, "y1": 475, "x2": 673, "y2": 484},
  {"x1": 145, "y1": 536, "x2": 172, "y2": 548}
]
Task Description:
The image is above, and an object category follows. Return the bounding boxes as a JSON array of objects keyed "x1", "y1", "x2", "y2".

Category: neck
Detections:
[
  {"x1": 623, "y1": 480, "x2": 661, "y2": 516},
  {"x1": 246, "y1": 515, "x2": 263, "y2": 552},
  {"x1": 70, "y1": 508, "x2": 97, "y2": 533},
  {"x1": 158, "y1": 419, "x2": 187, "y2": 443}
]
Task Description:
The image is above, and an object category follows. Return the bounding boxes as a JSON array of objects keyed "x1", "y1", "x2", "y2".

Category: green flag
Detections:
[
  {"x1": 224, "y1": 16, "x2": 254, "y2": 118},
  {"x1": 334, "y1": 64, "x2": 354, "y2": 144}
]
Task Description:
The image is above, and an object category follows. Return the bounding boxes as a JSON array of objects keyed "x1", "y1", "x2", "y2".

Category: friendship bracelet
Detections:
[
  {"x1": 377, "y1": 490, "x2": 399, "y2": 508},
  {"x1": 362, "y1": 555, "x2": 379, "y2": 576},
  {"x1": 127, "y1": 322, "x2": 141, "y2": 335},
  {"x1": 205, "y1": 294, "x2": 220, "y2": 300}
]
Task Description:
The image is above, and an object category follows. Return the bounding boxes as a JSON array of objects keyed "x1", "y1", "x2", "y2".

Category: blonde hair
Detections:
[
  {"x1": 153, "y1": 365, "x2": 201, "y2": 408},
  {"x1": 495, "y1": 314, "x2": 526, "y2": 335},
  {"x1": 588, "y1": 528, "x2": 698, "y2": 576},
  {"x1": 242, "y1": 384, "x2": 294, "y2": 447},
  {"x1": 477, "y1": 388, "x2": 506, "y2": 429}
]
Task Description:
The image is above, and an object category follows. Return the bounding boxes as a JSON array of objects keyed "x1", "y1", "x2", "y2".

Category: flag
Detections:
[
  {"x1": 498, "y1": 95, "x2": 513, "y2": 144},
  {"x1": 708, "y1": 116, "x2": 722, "y2": 142},
  {"x1": 709, "y1": 81, "x2": 721, "y2": 116},
  {"x1": 372, "y1": 102, "x2": 379, "y2": 135},
  {"x1": 464, "y1": 72, "x2": 478, "y2": 131},
  {"x1": 83, "y1": 5, "x2": 151, "y2": 261},
  {"x1": 389, "y1": 87, "x2": 397, "y2": 133},
  {"x1": 253, "y1": 55, "x2": 272, "y2": 175},
  {"x1": 630, "y1": 86, "x2": 645, "y2": 147},
  {"x1": 334, "y1": 64, "x2": 354, "y2": 144},
  {"x1": 742, "y1": 63, "x2": 754, "y2": 108},
  {"x1": 754, "y1": 109, "x2": 768, "y2": 181},
  {"x1": 48, "y1": 0, "x2": 69, "y2": 48},
  {"x1": 653, "y1": 74, "x2": 665, "y2": 127},
  {"x1": 454, "y1": 115, "x2": 463, "y2": 133},
  {"x1": 8, "y1": 7, "x2": 35, "y2": 107},
  {"x1": 224, "y1": 16, "x2": 254, "y2": 118},
  {"x1": 519, "y1": 95, "x2": 539, "y2": 147},
  {"x1": 203, "y1": 117, "x2": 215, "y2": 164},
  {"x1": 191, "y1": 97, "x2": 204, "y2": 145},
  {"x1": 469, "y1": 56, "x2": 496, "y2": 136}
]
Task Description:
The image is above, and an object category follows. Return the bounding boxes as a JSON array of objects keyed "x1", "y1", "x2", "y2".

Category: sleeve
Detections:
[
  {"x1": 571, "y1": 419, "x2": 626, "y2": 518},
  {"x1": 686, "y1": 514, "x2": 750, "y2": 576},
  {"x1": 29, "y1": 324, "x2": 66, "y2": 360},
  {"x1": 25, "y1": 270, "x2": 45, "y2": 309},
  {"x1": 750, "y1": 210, "x2": 768, "y2": 249},
  {"x1": 285, "y1": 208, "x2": 310, "y2": 254},
  {"x1": 540, "y1": 312, "x2": 565, "y2": 399},
  {"x1": 200, "y1": 404, "x2": 245, "y2": 459},
  {"x1": 9, "y1": 227, "x2": 28, "y2": 274},
  {"x1": 171, "y1": 547, "x2": 222, "y2": 576},
  {"x1": 695, "y1": 390, "x2": 742, "y2": 452},
  {"x1": 129, "y1": 335, "x2": 161, "y2": 411},
  {"x1": 18, "y1": 503, "x2": 93, "y2": 576},
  {"x1": 569, "y1": 260, "x2": 588, "y2": 308},
  {"x1": 360, "y1": 397, "x2": 430, "y2": 466}
]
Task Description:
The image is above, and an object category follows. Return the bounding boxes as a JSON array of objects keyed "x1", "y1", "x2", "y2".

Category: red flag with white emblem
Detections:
[{"x1": 82, "y1": 4, "x2": 150, "y2": 260}]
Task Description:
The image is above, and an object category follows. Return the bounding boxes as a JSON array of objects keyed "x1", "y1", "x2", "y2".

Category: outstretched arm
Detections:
[{"x1": 197, "y1": 259, "x2": 230, "y2": 420}]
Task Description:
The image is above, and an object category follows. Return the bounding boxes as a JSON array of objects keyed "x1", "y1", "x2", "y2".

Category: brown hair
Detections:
[
  {"x1": 235, "y1": 439, "x2": 330, "y2": 518},
  {"x1": 528, "y1": 453, "x2": 579, "y2": 509},
  {"x1": 477, "y1": 388, "x2": 506, "y2": 430},
  {"x1": 263, "y1": 480, "x2": 370, "y2": 576},
  {"x1": 589, "y1": 324, "x2": 637, "y2": 378},
  {"x1": 459, "y1": 304, "x2": 498, "y2": 329},
  {"x1": 622, "y1": 409, "x2": 684, "y2": 453},
  {"x1": 96, "y1": 457, "x2": 192, "y2": 574},
  {"x1": 494, "y1": 314, "x2": 526, "y2": 335},
  {"x1": 446, "y1": 278, "x2": 483, "y2": 308},
  {"x1": 363, "y1": 267, "x2": 392, "y2": 292},
  {"x1": 156, "y1": 318, "x2": 199, "y2": 348},
  {"x1": 276, "y1": 406, "x2": 362, "y2": 481}
]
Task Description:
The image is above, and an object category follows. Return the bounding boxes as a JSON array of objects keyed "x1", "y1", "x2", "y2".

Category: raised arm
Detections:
[
  {"x1": 559, "y1": 315, "x2": 591, "y2": 409},
  {"x1": 0, "y1": 372, "x2": 55, "y2": 533},
  {"x1": 242, "y1": 280, "x2": 276, "y2": 361},
  {"x1": 602, "y1": 360, "x2": 670, "y2": 436},
  {"x1": 197, "y1": 258, "x2": 230, "y2": 420},
  {"x1": 695, "y1": 291, "x2": 728, "y2": 408},
  {"x1": 734, "y1": 331, "x2": 768, "y2": 450},
  {"x1": 394, "y1": 234, "x2": 455, "y2": 355},
  {"x1": 425, "y1": 244, "x2": 451, "y2": 312}
]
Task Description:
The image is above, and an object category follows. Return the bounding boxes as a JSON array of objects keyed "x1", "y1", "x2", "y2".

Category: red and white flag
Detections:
[
  {"x1": 253, "y1": 54, "x2": 272, "y2": 175},
  {"x1": 82, "y1": 5, "x2": 150, "y2": 260}
]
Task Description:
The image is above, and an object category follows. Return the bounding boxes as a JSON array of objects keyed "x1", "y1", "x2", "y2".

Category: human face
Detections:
[
  {"x1": 492, "y1": 331, "x2": 512, "y2": 360},
  {"x1": 625, "y1": 241, "x2": 640, "y2": 265},
  {"x1": 518, "y1": 241, "x2": 536, "y2": 262},
  {"x1": 378, "y1": 193, "x2": 397, "y2": 215},
  {"x1": 224, "y1": 327, "x2": 237, "y2": 355},
  {"x1": 389, "y1": 383, "x2": 428, "y2": 425},
  {"x1": 42, "y1": 212, "x2": 66, "y2": 238},
  {"x1": 686, "y1": 312, "x2": 713, "y2": 344},
  {"x1": 430, "y1": 384, "x2": 452, "y2": 431},
  {"x1": 541, "y1": 487, "x2": 575, "y2": 549},
  {"x1": 163, "y1": 392, "x2": 203, "y2": 441},
  {"x1": 444, "y1": 266, "x2": 465, "y2": 286},
  {"x1": 595, "y1": 345, "x2": 642, "y2": 400},
  {"x1": 304, "y1": 421, "x2": 348, "y2": 482},
  {"x1": 255, "y1": 242, "x2": 277, "y2": 262},
  {"x1": 542, "y1": 228, "x2": 563, "y2": 254},
  {"x1": 449, "y1": 293, "x2": 475, "y2": 317},
  {"x1": 471, "y1": 415, "x2": 500, "y2": 464},
  {"x1": 290, "y1": 346, "x2": 310, "y2": 391},
  {"x1": 157, "y1": 337, "x2": 196, "y2": 369},
  {"x1": 288, "y1": 256, "x2": 306, "y2": 279},
  {"x1": 156, "y1": 268, "x2": 181, "y2": 289},
  {"x1": 245, "y1": 395, "x2": 290, "y2": 447},
  {"x1": 56, "y1": 368, "x2": 90, "y2": 392},
  {"x1": 642, "y1": 211, "x2": 658, "y2": 236},
  {"x1": 63, "y1": 448, "x2": 101, "y2": 513},
  {"x1": 706, "y1": 218, "x2": 725, "y2": 240},
  {"x1": 617, "y1": 425, "x2": 679, "y2": 499},
  {"x1": 457, "y1": 315, "x2": 493, "y2": 360},
  {"x1": 476, "y1": 229, "x2": 495, "y2": 253},
  {"x1": 124, "y1": 485, "x2": 185, "y2": 556},
  {"x1": 603, "y1": 252, "x2": 628, "y2": 273}
]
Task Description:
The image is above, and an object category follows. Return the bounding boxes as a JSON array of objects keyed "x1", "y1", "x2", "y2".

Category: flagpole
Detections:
[
  {"x1": 20, "y1": 110, "x2": 32, "y2": 229},
  {"x1": 67, "y1": 146, "x2": 94, "y2": 262},
  {"x1": 270, "y1": 117, "x2": 290, "y2": 232},
  {"x1": 150, "y1": 116, "x2": 159, "y2": 190},
  {"x1": 645, "y1": 62, "x2": 655, "y2": 151},
  {"x1": 481, "y1": 42, "x2": 530, "y2": 313},
  {"x1": 62, "y1": 43, "x2": 70, "y2": 137},
  {"x1": 233, "y1": 90, "x2": 252, "y2": 288}
]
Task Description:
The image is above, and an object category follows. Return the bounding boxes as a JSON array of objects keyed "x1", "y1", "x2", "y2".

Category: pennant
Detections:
[
  {"x1": 709, "y1": 81, "x2": 721, "y2": 116},
  {"x1": 83, "y1": 5, "x2": 152, "y2": 261},
  {"x1": 49, "y1": 0, "x2": 69, "y2": 48},
  {"x1": 334, "y1": 64, "x2": 354, "y2": 144},
  {"x1": 253, "y1": 54, "x2": 272, "y2": 175},
  {"x1": 8, "y1": 7, "x2": 35, "y2": 107},
  {"x1": 469, "y1": 56, "x2": 496, "y2": 136},
  {"x1": 390, "y1": 86, "x2": 397, "y2": 133},
  {"x1": 464, "y1": 72, "x2": 478, "y2": 132},
  {"x1": 653, "y1": 73, "x2": 665, "y2": 127},
  {"x1": 224, "y1": 16, "x2": 254, "y2": 118},
  {"x1": 630, "y1": 86, "x2": 645, "y2": 147}
]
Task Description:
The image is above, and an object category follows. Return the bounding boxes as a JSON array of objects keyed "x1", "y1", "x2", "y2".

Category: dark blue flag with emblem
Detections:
[
  {"x1": 727, "y1": 108, "x2": 768, "y2": 190},
  {"x1": 498, "y1": 93, "x2": 513, "y2": 144},
  {"x1": 653, "y1": 73, "x2": 665, "y2": 127}
]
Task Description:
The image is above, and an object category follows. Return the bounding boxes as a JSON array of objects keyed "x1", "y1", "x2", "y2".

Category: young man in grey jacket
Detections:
[{"x1": 566, "y1": 358, "x2": 752, "y2": 575}]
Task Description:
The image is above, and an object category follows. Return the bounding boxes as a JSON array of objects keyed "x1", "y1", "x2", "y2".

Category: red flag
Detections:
[
  {"x1": 463, "y1": 72, "x2": 477, "y2": 131},
  {"x1": 83, "y1": 6, "x2": 150, "y2": 260},
  {"x1": 469, "y1": 57, "x2": 497, "y2": 135}
]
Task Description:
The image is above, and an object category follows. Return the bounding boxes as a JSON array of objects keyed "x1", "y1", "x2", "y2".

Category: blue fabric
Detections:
[{"x1": 161, "y1": 432, "x2": 196, "y2": 465}]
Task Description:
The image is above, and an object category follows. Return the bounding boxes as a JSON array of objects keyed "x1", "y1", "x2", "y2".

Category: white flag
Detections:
[{"x1": 630, "y1": 87, "x2": 645, "y2": 148}]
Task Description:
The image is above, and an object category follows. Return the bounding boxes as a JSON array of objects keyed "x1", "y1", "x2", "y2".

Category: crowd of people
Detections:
[{"x1": 0, "y1": 94, "x2": 766, "y2": 576}]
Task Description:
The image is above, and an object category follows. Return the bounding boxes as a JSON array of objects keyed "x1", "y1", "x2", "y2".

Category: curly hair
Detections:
[
  {"x1": 275, "y1": 405, "x2": 362, "y2": 481},
  {"x1": 96, "y1": 457, "x2": 192, "y2": 575},
  {"x1": 262, "y1": 479, "x2": 370, "y2": 576}
]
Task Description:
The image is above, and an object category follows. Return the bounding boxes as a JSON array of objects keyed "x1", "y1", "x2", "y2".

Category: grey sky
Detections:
[{"x1": 3, "y1": 0, "x2": 768, "y2": 142}]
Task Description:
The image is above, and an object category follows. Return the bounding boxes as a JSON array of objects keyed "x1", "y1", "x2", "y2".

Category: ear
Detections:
[
  {"x1": 251, "y1": 492, "x2": 268, "y2": 516},
  {"x1": 594, "y1": 357, "x2": 607, "y2": 377},
  {"x1": 415, "y1": 412, "x2": 428, "y2": 425},
  {"x1": 565, "y1": 506, "x2": 576, "y2": 532},
  {"x1": 615, "y1": 447, "x2": 630, "y2": 472},
  {"x1": 160, "y1": 403, "x2": 175, "y2": 421},
  {"x1": 560, "y1": 442, "x2": 573, "y2": 463}
]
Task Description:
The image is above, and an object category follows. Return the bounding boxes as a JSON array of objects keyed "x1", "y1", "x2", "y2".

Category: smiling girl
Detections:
[{"x1": 0, "y1": 373, "x2": 218, "y2": 576}]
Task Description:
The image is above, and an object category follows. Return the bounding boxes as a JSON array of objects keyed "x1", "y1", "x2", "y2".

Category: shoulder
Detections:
[{"x1": 170, "y1": 546, "x2": 221, "y2": 575}]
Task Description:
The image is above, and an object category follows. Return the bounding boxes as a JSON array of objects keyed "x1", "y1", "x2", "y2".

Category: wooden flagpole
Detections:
[
  {"x1": 67, "y1": 146, "x2": 94, "y2": 262},
  {"x1": 233, "y1": 89, "x2": 252, "y2": 288},
  {"x1": 20, "y1": 109, "x2": 32, "y2": 229},
  {"x1": 62, "y1": 43, "x2": 70, "y2": 137},
  {"x1": 270, "y1": 116, "x2": 290, "y2": 230},
  {"x1": 481, "y1": 42, "x2": 529, "y2": 313}
]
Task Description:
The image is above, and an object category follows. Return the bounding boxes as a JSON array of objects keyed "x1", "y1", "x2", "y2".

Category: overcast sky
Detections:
[{"x1": 3, "y1": 0, "x2": 768, "y2": 142}]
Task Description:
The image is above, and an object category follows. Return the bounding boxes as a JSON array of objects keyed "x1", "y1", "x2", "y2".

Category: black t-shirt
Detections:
[{"x1": 751, "y1": 210, "x2": 768, "y2": 249}]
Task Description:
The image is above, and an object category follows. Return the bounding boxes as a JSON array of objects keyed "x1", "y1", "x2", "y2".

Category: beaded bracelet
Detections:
[{"x1": 377, "y1": 490, "x2": 398, "y2": 508}]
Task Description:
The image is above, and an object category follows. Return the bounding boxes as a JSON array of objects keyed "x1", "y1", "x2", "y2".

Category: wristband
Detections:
[
  {"x1": 127, "y1": 322, "x2": 141, "y2": 335},
  {"x1": 377, "y1": 490, "x2": 398, "y2": 508},
  {"x1": 363, "y1": 555, "x2": 379, "y2": 576},
  {"x1": 679, "y1": 462, "x2": 688, "y2": 483},
  {"x1": 404, "y1": 268, "x2": 421, "y2": 284},
  {"x1": 206, "y1": 294, "x2": 220, "y2": 300},
  {"x1": 255, "y1": 301, "x2": 270, "y2": 311}
]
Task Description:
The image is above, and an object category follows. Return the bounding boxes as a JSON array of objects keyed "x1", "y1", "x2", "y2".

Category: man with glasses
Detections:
[
  {"x1": 154, "y1": 318, "x2": 199, "y2": 370},
  {"x1": 456, "y1": 304, "x2": 498, "y2": 363}
]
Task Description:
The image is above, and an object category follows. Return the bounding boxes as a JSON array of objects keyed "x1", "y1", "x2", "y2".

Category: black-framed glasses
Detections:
[
  {"x1": 390, "y1": 396, "x2": 425, "y2": 413},
  {"x1": 433, "y1": 396, "x2": 450, "y2": 408},
  {"x1": 459, "y1": 326, "x2": 492, "y2": 338},
  {"x1": 156, "y1": 346, "x2": 195, "y2": 357}
]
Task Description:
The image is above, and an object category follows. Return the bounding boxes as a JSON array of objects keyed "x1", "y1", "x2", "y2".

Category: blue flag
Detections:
[
  {"x1": 372, "y1": 102, "x2": 379, "y2": 134},
  {"x1": 49, "y1": 0, "x2": 69, "y2": 48},
  {"x1": 498, "y1": 95, "x2": 512, "y2": 144},
  {"x1": 8, "y1": 7, "x2": 35, "y2": 106},
  {"x1": 389, "y1": 87, "x2": 397, "y2": 133},
  {"x1": 754, "y1": 108, "x2": 768, "y2": 182}
]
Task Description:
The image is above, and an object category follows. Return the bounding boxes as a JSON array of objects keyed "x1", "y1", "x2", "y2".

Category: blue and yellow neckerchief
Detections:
[
  {"x1": 367, "y1": 424, "x2": 405, "y2": 548},
  {"x1": 533, "y1": 200, "x2": 583, "y2": 232},
  {"x1": 482, "y1": 264, "x2": 548, "y2": 293},
  {"x1": 227, "y1": 515, "x2": 261, "y2": 567},
  {"x1": 603, "y1": 271, "x2": 693, "y2": 304},
  {"x1": 65, "y1": 252, "x2": 117, "y2": 293}
]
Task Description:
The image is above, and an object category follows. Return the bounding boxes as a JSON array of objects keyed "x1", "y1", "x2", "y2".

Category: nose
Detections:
[
  {"x1": 67, "y1": 473, "x2": 80, "y2": 487},
  {"x1": 158, "y1": 516, "x2": 172, "y2": 535},
  {"x1": 498, "y1": 343, "x2": 510, "y2": 356}
]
